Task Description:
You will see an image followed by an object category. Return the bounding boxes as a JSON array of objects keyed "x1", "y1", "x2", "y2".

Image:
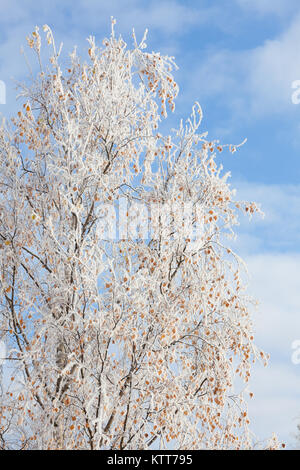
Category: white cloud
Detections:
[
  {"x1": 0, "y1": 0, "x2": 209, "y2": 41},
  {"x1": 0, "y1": 0, "x2": 214, "y2": 117},
  {"x1": 248, "y1": 363, "x2": 300, "y2": 447},
  {"x1": 227, "y1": 182, "x2": 300, "y2": 254},
  {"x1": 223, "y1": 181, "x2": 300, "y2": 447},
  {"x1": 247, "y1": 15, "x2": 300, "y2": 115},
  {"x1": 70, "y1": 0, "x2": 209, "y2": 36},
  {"x1": 235, "y1": 0, "x2": 300, "y2": 17},
  {"x1": 247, "y1": 253, "x2": 300, "y2": 352},
  {"x1": 244, "y1": 253, "x2": 300, "y2": 448},
  {"x1": 188, "y1": 11, "x2": 300, "y2": 118},
  {"x1": 1, "y1": 0, "x2": 300, "y2": 120}
]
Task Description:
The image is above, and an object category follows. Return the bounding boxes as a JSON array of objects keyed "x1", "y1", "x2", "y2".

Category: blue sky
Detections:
[{"x1": 0, "y1": 0, "x2": 300, "y2": 448}]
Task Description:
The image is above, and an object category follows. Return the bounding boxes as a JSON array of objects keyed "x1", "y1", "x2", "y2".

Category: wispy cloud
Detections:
[
  {"x1": 225, "y1": 180, "x2": 300, "y2": 448},
  {"x1": 248, "y1": 362, "x2": 300, "y2": 447},
  {"x1": 186, "y1": 11, "x2": 300, "y2": 120},
  {"x1": 248, "y1": 14, "x2": 300, "y2": 115},
  {"x1": 245, "y1": 252, "x2": 300, "y2": 447},
  {"x1": 0, "y1": 0, "x2": 215, "y2": 116},
  {"x1": 235, "y1": 0, "x2": 300, "y2": 18},
  {"x1": 231, "y1": 182, "x2": 300, "y2": 253}
]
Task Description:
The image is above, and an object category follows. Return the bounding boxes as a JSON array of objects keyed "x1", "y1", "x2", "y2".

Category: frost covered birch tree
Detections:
[{"x1": 0, "y1": 21, "x2": 277, "y2": 450}]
